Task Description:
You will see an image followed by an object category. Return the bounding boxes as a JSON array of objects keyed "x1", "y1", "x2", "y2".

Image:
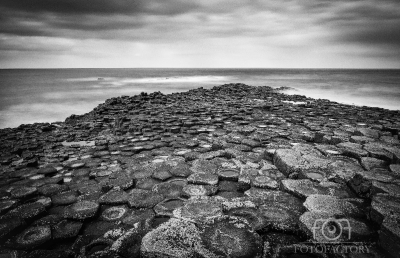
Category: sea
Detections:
[{"x1": 0, "y1": 68, "x2": 400, "y2": 129}]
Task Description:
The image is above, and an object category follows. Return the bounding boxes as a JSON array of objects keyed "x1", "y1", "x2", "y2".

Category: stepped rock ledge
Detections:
[{"x1": 0, "y1": 83, "x2": 400, "y2": 257}]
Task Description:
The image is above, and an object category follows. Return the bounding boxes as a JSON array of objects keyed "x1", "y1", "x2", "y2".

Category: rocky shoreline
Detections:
[{"x1": 0, "y1": 83, "x2": 399, "y2": 258}]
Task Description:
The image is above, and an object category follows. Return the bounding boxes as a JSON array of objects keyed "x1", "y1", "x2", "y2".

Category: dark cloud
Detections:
[
  {"x1": 0, "y1": 0, "x2": 399, "y2": 68},
  {"x1": 0, "y1": 0, "x2": 198, "y2": 15}
]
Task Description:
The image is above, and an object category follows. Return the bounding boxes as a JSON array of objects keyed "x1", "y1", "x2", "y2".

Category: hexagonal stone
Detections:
[
  {"x1": 154, "y1": 198, "x2": 185, "y2": 217},
  {"x1": 127, "y1": 189, "x2": 164, "y2": 208},
  {"x1": 0, "y1": 217, "x2": 26, "y2": 241},
  {"x1": 51, "y1": 190, "x2": 78, "y2": 206},
  {"x1": 135, "y1": 178, "x2": 160, "y2": 190},
  {"x1": 201, "y1": 216, "x2": 263, "y2": 258},
  {"x1": 99, "y1": 188, "x2": 129, "y2": 205},
  {"x1": 337, "y1": 142, "x2": 369, "y2": 160},
  {"x1": 100, "y1": 206, "x2": 129, "y2": 222},
  {"x1": 14, "y1": 225, "x2": 52, "y2": 250},
  {"x1": 82, "y1": 220, "x2": 127, "y2": 237},
  {"x1": 122, "y1": 209, "x2": 155, "y2": 226},
  {"x1": 326, "y1": 156, "x2": 364, "y2": 182},
  {"x1": 281, "y1": 179, "x2": 351, "y2": 199},
  {"x1": 152, "y1": 179, "x2": 187, "y2": 198},
  {"x1": 304, "y1": 194, "x2": 363, "y2": 217},
  {"x1": 360, "y1": 157, "x2": 387, "y2": 170},
  {"x1": 379, "y1": 217, "x2": 400, "y2": 258},
  {"x1": 0, "y1": 200, "x2": 17, "y2": 215},
  {"x1": 141, "y1": 218, "x2": 212, "y2": 258},
  {"x1": 258, "y1": 204, "x2": 300, "y2": 233},
  {"x1": 190, "y1": 159, "x2": 218, "y2": 174},
  {"x1": 217, "y1": 168, "x2": 240, "y2": 181},
  {"x1": 370, "y1": 193, "x2": 400, "y2": 225},
  {"x1": 52, "y1": 219, "x2": 83, "y2": 239},
  {"x1": 252, "y1": 176, "x2": 279, "y2": 189},
  {"x1": 390, "y1": 164, "x2": 400, "y2": 177},
  {"x1": 169, "y1": 163, "x2": 192, "y2": 177},
  {"x1": 10, "y1": 186, "x2": 37, "y2": 199},
  {"x1": 182, "y1": 184, "x2": 217, "y2": 197},
  {"x1": 64, "y1": 200, "x2": 99, "y2": 220},
  {"x1": 173, "y1": 197, "x2": 223, "y2": 222},
  {"x1": 38, "y1": 183, "x2": 68, "y2": 197},
  {"x1": 300, "y1": 212, "x2": 375, "y2": 243},
  {"x1": 5, "y1": 202, "x2": 46, "y2": 220},
  {"x1": 152, "y1": 169, "x2": 172, "y2": 181},
  {"x1": 37, "y1": 166, "x2": 58, "y2": 175},
  {"x1": 225, "y1": 207, "x2": 266, "y2": 231},
  {"x1": 187, "y1": 173, "x2": 218, "y2": 185}
]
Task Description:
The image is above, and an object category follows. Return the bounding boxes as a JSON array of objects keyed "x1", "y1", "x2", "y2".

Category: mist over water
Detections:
[{"x1": 0, "y1": 69, "x2": 399, "y2": 129}]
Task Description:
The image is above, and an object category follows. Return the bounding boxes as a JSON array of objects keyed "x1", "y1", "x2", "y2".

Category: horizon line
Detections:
[{"x1": 1, "y1": 67, "x2": 400, "y2": 70}]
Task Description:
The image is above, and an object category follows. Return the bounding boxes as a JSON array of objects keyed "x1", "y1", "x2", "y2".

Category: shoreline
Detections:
[{"x1": 0, "y1": 83, "x2": 399, "y2": 257}]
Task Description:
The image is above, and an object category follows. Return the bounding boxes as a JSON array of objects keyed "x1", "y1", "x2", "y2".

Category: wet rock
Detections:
[
  {"x1": 135, "y1": 177, "x2": 160, "y2": 190},
  {"x1": 304, "y1": 194, "x2": 363, "y2": 217},
  {"x1": 201, "y1": 216, "x2": 263, "y2": 258},
  {"x1": 51, "y1": 190, "x2": 78, "y2": 206},
  {"x1": 140, "y1": 218, "x2": 213, "y2": 258},
  {"x1": 10, "y1": 186, "x2": 37, "y2": 199},
  {"x1": 122, "y1": 208, "x2": 154, "y2": 226},
  {"x1": 225, "y1": 207, "x2": 266, "y2": 231},
  {"x1": 37, "y1": 166, "x2": 58, "y2": 175},
  {"x1": 0, "y1": 217, "x2": 26, "y2": 241},
  {"x1": 281, "y1": 179, "x2": 351, "y2": 199},
  {"x1": 370, "y1": 193, "x2": 400, "y2": 225},
  {"x1": 337, "y1": 142, "x2": 369, "y2": 160},
  {"x1": 299, "y1": 212, "x2": 374, "y2": 243},
  {"x1": 360, "y1": 157, "x2": 387, "y2": 171},
  {"x1": 38, "y1": 184, "x2": 68, "y2": 197},
  {"x1": 127, "y1": 189, "x2": 164, "y2": 208},
  {"x1": 379, "y1": 217, "x2": 400, "y2": 258},
  {"x1": 52, "y1": 219, "x2": 83, "y2": 239},
  {"x1": 4, "y1": 202, "x2": 46, "y2": 220},
  {"x1": 100, "y1": 205, "x2": 129, "y2": 222},
  {"x1": 217, "y1": 168, "x2": 240, "y2": 181},
  {"x1": 182, "y1": 184, "x2": 217, "y2": 197},
  {"x1": 64, "y1": 200, "x2": 99, "y2": 220},
  {"x1": 99, "y1": 188, "x2": 129, "y2": 205},
  {"x1": 173, "y1": 197, "x2": 223, "y2": 222},
  {"x1": 0, "y1": 200, "x2": 17, "y2": 215},
  {"x1": 252, "y1": 175, "x2": 279, "y2": 189},
  {"x1": 13, "y1": 225, "x2": 52, "y2": 250},
  {"x1": 153, "y1": 198, "x2": 185, "y2": 217},
  {"x1": 187, "y1": 173, "x2": 219, "y2": 185},
  {"x1": 169, "y1": 163, "x2": 192, "y2": 177}
]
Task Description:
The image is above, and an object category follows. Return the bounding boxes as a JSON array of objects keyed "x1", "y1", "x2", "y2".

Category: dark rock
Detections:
[
  {"x1": 52, "y1": 219, "x2": 83, "y2": 239},
  {"x1": 201, "y1": 216, "x2": 263, "y2": 258},
  {"x1": 64, "y1": 200, "x2": 99, "y2": 220},
  {"x1": 51, "y1": 190, "x2": 78, "y2": 206},
  {"x1": 99, "y1": 188, "x2": 129, "y2": 205},
  {"x1": 100, "y1": 205, "x2": 129, "y2": 222},
  {"x1": 127, "y1": 189, "x2": 164, "y2": 208},
  {"x1": 13, "y1": 225, "x2": 52, "y2": 250}
]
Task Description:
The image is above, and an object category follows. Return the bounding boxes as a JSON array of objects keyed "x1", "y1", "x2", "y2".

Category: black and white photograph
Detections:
[{"x1": 0, "y1": 1, "x2": 399, "y2": 257}]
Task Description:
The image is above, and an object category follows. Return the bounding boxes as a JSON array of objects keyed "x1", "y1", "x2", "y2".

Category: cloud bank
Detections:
[{"x1": 1, "y1": 0, "x2": 399, "y2": 68}]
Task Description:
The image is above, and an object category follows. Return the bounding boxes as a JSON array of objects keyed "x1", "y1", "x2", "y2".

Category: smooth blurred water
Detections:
[{"x1": 0, "y1": 68, "x2": 399, "y2": 129}]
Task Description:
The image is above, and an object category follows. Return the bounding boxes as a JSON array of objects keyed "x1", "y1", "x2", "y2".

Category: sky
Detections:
[{"x1": 0, "y1": 0, "x2": 400, "y2": 68}]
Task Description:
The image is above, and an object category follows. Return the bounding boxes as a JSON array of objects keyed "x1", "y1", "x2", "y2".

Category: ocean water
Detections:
[{"x1": 0, "y1": 68, "x2": 399, "y2": 129}]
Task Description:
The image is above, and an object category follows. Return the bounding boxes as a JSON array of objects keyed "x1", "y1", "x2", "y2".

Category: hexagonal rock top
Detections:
[
  {"x1": 64, "y1": 200, "x2": 99, "y2": 220},
  {"x1": 187, "y1": 173, "x2": 219, "y2": 185},
  {"x1": 201, "y1": 216, "x2": 263, "y2": 258}
]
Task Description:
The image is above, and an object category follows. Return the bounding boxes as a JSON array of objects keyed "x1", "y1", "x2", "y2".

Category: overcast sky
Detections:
[{"x1": 1, "y1": 0, "x2": 400, "y2": 68}]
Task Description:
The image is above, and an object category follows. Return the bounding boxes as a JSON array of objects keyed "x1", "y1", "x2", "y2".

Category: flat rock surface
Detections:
[{"x1": 0, "y1": 83, "x2": 399, "y2": 257}]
